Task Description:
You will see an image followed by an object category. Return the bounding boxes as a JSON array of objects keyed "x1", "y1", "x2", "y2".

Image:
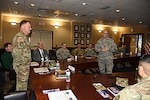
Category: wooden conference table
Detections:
[
  {"x1": 30, "y1": 66, "x2": 136, "y2": 100},
  {"x1": 59, "y1": 54, "x2": 140, "y2": 72}
]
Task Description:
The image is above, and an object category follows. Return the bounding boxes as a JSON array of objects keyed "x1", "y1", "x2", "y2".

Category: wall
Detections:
[{"x1": 1, "y1": 14, "x2": 149, "y2": 49}]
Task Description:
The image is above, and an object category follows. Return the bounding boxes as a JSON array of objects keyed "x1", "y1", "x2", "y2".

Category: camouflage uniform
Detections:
[
  {"x1": 12, "y1": 31, "x2": 31, "y2": 91},
  {"x1": 56, "y1": 48, "x2": 72, "y2": 59},
  {"x1": 95, "y1": 37, "x2": 117, "y2": 74},
  {"x1": 71, "y1": 48, "x2": 85, "y2": 58},
  {"x1": 113, "y1": 77, "x2": 150, "y2": 100},
  {"x1": 85, "y1": 47, "x2": 96, "y2": 57}
]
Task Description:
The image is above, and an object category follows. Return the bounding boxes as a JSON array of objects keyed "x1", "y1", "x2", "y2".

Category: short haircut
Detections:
[
  {"x1": 4, "y1": 43, "x2": 12, "y2": 49},
  {"x1": 20, "y1": 20, "x2": 30, "y2": 27},
  {"x1": 140, "y1": 55, "x2": 150, "y2": 63}
]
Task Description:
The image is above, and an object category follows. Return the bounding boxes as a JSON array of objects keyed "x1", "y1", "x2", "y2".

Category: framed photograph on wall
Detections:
[
  {"x1": 74, "y1": 25, "x2": 79, "y2": 31},
  {"x1": 74, "y1": 39, "x2": 78, "y2": 45},
  {"x1": 86, "y1": 26, "x2": 91, "y2": 32},
  {"x1": 86, "y1": 33, "x2": 90, "y2": 38},
  {"x1": 74, "y1": 32, "x2": 78, "y2": 38},
  {"x1": 80, "y1": 33, "x2": 85, "y2": 38},
  {"x1": 80, "y1": 26, "x2": 85, "y2": 31},
  {"x1": 86, "y1": 39, "x2": 90, "y2": 45},
  {"x1": 80, "y1": 39, "x2": 84, "y2": 45}
]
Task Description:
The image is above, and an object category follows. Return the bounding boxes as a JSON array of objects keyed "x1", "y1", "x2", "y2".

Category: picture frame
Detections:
[
  {"x1": 80, "y1": 33, "x2": 85, "y2": 38},
  {"x1": 74, "y1": 25, "x2": 79, "y2": 31},
  {"x1": 86, "y1": 39, "x2": 90, "y2": 45},
  {"x1": 86, "y1": 26, "x2": 91, "y2": 32},
  {"x1": 74, "y1": 39, "x2": 78, "y2": 45},
  {"x1": 74, "y1": 32, "x2": 78, "y2": 38},
  {"x1": 80, "y1": 26, "x2": 85, "y2": 31},
  {"x1": 80, "y1": 39, "x2": 84, "y2": 45},
  {"x1": 86, "y1": 33, "x2": 90, "y2": 38}
]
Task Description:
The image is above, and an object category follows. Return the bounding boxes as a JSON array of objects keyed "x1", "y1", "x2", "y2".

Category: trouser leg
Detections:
[
  {"x1": 105, "y1": 59, "x2": 114, "y2": 74},
  {"x1": 98, "y1": 59, "x2": 105, "y2": 74}
]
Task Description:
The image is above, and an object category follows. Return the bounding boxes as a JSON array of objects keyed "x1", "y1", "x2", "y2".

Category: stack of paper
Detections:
[
  {"x1": 30, "y1": 62, "x2": 39, "y2": 66},
  {"x1": 33, "y1": 67, "x2": 49, "y2": 73},
  {"x1": 48, "y1": 89, "x2": 77, "y2": 100}
]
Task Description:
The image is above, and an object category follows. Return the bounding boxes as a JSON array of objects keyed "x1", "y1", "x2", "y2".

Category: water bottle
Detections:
[
  {"x1": 75, "y1": 56, "x2": 78, "y2": 62},
  {"x1": 56, "y1": 61, "x2": 60, "y2": 71},
  {"x1": 66, "y1": 69, "x2": 71, "y2": 82}
]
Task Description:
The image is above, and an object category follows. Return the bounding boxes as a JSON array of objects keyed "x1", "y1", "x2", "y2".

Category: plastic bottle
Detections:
[
  {"x1": 56, "y1": 61, "x2": 60, "y2": 71},
  {"x1": 66, "y1": 69, "x2": 71, "y2": 82},
  {"x1": 75, "y1": 56, "x2": 78, "y2": 62}
]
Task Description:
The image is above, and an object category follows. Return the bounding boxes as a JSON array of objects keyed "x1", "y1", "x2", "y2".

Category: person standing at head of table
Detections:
[
  {"x1": 95, "y1": 30, "x2": 117, "y2": 74},
  {"x1": 12, "y1": 20, "x2": 32, "y2": 91}
]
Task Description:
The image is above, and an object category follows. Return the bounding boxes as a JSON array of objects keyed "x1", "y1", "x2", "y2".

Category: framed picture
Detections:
[
  {"x1": 86, "y1": 26, "x2": 91, "y2": 32},
  {"x1": 74, "y1": 39, "x2": 78, "y2": 45},
  {"x1": 80, "y1": 26, "x2": 85, "y2": 31},
  {"x1": 80, "y1": 33, "x2": 85, "y2": 38},
  {"x1": 80, "y1": 39, "x2": 84, "y2": 45},
  {"x1": 74, "y1": 25, "x2": 79, "y2": 31},
  {"x1": 86, "y1": 33, "x2": 90, "y2": 38},
  {"x1": 74, "y1": 32, "x2": 78, "y2": 38},
  {"x1": 86, "y1": 39, "x2": 90, "y2": 45}
]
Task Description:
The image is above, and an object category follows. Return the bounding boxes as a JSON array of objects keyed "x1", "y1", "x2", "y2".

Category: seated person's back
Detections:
[
  {"x1": 113, "y1": 55, "x2": 150, "y2": 100},
  {"x1": 32, "y1": 41, "x2": 49, "y2": 62}
]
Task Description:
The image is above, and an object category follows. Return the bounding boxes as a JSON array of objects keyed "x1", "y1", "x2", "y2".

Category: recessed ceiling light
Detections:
[
  {"x1": 30, "y1": 3, "x2": 35, "y2": 7},
  {"x1": 75, "y1": 13, "x2": 79, "y2": 16},
  {"x1": 14, "y1": 1, "x2": 19, "y2": 5},
  {"x1": 139, "y1": 21, "x2": 143, "y2": 24},
  {"x1": 122, "y1": 17, "x2": 125, "y2": 21},
  {"x1": 82, "y1": 2, "x2": 87, "y2": 6},
  {"x1": 116, "y1": 9, "x2": 120, "y2": 13}
]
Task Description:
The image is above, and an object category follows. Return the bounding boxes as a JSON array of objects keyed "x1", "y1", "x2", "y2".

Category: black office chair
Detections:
[{"x1": 4, "y1": 91, "x2": 28, "y2": 100}]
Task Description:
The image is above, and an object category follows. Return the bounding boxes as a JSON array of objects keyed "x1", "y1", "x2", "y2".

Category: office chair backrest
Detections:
[{"x1": 4, "y1": 91, "x2": 28, "y2": 100}]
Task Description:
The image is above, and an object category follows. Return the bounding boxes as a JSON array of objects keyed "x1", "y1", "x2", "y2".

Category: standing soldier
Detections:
[
  {"x1": 12, "y1": 20, "x2": 32, "y2": 91},
  {"x1": 95, "y1": 30, "x2": 117, "y2": 74}
]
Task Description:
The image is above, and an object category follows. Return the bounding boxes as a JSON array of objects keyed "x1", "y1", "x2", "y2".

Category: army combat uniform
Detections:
[
  {"x1": 12, "y1": 31, "x2": 31, "y2": 91},
  {"x1": 95, "y1": 37, "x2": 117, "y2": 74},
  {"x1": 113, "y1": 77, "x2": 150, "y2": 100},
  {"x1": 56, "y1": 48, "x2": 72, "y2": 59},
  {"x1": 71, "y1": 48, "x2": 85, "y2": 58},
  {"x1": 85, "y1": 47, "x2": 96, "y2": 57}
]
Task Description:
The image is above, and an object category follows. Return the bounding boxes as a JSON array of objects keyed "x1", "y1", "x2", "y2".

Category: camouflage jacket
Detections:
[
  {"x1": 56, "y1": 48, "x2": 71, "y2": 59},
  {"x1": 12, "y1": 31, "x2": 31, "y2": 65},
  {"x1": 113, "y1": 77, "x2": 150, "y2": 100},
  {"x1": 85, "y1": 48, "x2": 96, "y2": 57},
  {"x1": 71, "y1": 48, "x2": 85, "y2": 58},
  {"x1": 95, "y1": 37, "x2": 117, "y2": 59}
]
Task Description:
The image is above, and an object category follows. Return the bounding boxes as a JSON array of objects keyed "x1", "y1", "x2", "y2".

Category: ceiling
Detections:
[{"x1": 1, "y1": 0, "x2": 150, "y2": 26}]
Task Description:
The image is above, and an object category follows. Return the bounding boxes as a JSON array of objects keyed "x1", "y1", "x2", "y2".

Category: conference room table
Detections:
[
  {"x1": 58, "y1": 54, "x2": 140, "y2": 72},
  {"x1": 30, "y1": 66, "x2": 136, "y2": 100}
]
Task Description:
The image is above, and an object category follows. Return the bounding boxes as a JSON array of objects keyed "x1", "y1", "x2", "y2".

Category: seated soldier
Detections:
[
  {"x1": 85, "y1": 43, "x2": 97, "y2": 57},
  {"x1": 56, "y1": 43, "x2": 74, "y2": 60},
  {"x1": 71, "y1": 43, "x2": 85, "y2": 58}
]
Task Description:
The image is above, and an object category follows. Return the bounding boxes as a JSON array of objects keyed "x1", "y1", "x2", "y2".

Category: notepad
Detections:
[{"x1": 48, "y1": 89, "x2": 77, "y2": 100}]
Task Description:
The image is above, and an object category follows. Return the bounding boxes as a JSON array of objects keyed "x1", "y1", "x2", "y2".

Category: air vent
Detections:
[{"x1": 100, "y1": 6, "x2": 111, "y2": 10}]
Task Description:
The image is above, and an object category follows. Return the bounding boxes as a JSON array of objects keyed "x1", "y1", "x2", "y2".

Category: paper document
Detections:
[
  {"x1": 30, "y1": 62, "x2": 39, "y2": 66},
  {"x1": 33, "y1": 67, "x2": 49, "y2": 73},
  {"x1": 48, "y1": 89, "x2": 77, "y2": 100}
]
